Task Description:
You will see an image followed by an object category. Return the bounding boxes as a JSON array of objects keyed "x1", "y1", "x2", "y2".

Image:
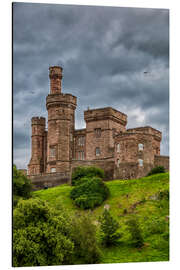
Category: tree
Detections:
[
  {"x1": 13, "y1": 198, "x2": 74, "y2": 267},
  {"x1": 126, "y1": 217, "x2": 144, "y2": 248},
  {"x1": 99, "y1": 209, "x2": 121, "y2": 246},
  {"x1": 13, "y1": 165, "x2": 32, "y2": 206}
]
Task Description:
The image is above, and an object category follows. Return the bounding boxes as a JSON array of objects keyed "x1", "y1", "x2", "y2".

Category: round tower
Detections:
[
  {"x1": 46, "y1": 66, "x2": 77, "y2": 173},
  {"x1": 28, "y1": 117, "x2": 46, "y2": 175}
]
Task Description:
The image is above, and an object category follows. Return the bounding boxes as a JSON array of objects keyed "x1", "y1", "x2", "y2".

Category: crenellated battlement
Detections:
[
  {"x1": 84, "y1": 107, "x2": 127, "y2": 126},
  {"x1": 127, "y1": 126, "x2": 162, "y2": 141},
  {"x1": 31, "y1": 117, "x2": 46, "y2": 126}
]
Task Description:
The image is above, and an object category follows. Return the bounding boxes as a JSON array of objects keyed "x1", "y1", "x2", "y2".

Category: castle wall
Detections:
[
  {"x1": 71, "y1": 159, "x2": 115, "y2": 180},
  {"x1": 154, "y1": 155, "x2": 169, "y2": 171}
]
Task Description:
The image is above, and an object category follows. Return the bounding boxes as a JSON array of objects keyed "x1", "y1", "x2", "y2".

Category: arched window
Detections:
[
  {"x1": 138, "y1": 159, "x2": 143, "y2": 167},
  {"x1": 117, "y1": 143, "x2": 120, "y2": 153},
  {"x1": 138, "y1": 143, "x2": 144, "y2": 151},
  {"x1": 95, "y1": 147, "x2": 100, "y2": 156}
]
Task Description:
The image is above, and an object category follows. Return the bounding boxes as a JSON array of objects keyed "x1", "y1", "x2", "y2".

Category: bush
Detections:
[
  {"x1": 70, "y1": 213, "x2": 101, "y2": 264},
  {"x1": 13, "y1": 165, "x2": 32, "y2": 201},
  {"x1": 126, "y1": 217, "x2": 144, "y2": 248},
  {"x1": 99, "y1": 209, "x2": 121, "y2": 246},
  {"x1": 13, "y1": 198, "x2": 74, "y2": 267},
  {"x1": 71, "y1": 166, "x2": 104, "y2": 185},
  {"x1": 70, "y1": 177, "x2": 110, "y2": 209},
  {"x1": 147, "y1": 166, "x2": 165, "y2": 176}
]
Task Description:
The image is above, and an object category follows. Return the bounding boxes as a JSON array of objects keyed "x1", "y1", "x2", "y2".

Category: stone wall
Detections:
[
  {"x1": 30, "y1": 172, "x2": 71, "y2": 190},
  {"x1": 154, "y1": 155, "x2": 169, "y2": 171},
  {"x1": 71, "y1": 159, "x2": 115, "y2": 181}
]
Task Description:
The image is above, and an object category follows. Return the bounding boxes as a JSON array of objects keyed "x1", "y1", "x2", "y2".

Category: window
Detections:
[
  {"x1": 117, "y1": 159, "x2": 120, "y2": 167},
  {"x1": 138, "y1": 159, "x2": 143, "y2": 167},
  {"x1": 94, "y1": 128, "x2": 101, "y2": 138},
  {"x1": 117, "y1": 143, "x2": 120, "y2": 153},
  {"x1": 95, "y1": 147, "x2": 100, "y2": 156},
  {"x1": 138, "y1": 143, "x2": 144, "y2": 151},
  {"x1": 78, "y1": 151, "x2": 84, "y2": 160},
  {"x1": 78, "y1": 136, "x2": 85, "y2": 146},
  {"x1": 50, "y1": 147, "x2": 56, "y2": 157},
  {"x1": 70, "y1": 133, "x2": 73, "y2": 141},
  {"x1": 50, "y1": 167, "x2": 56, "y2": 173}
]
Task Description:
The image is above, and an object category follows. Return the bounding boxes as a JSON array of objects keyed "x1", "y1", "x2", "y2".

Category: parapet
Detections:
[
  {"x1": 127, "y1": 126, "x2": 162, "y2": 141},
  {"x1": 84, "y1": 107, "x2": 127, "y2": 126},
  {"x1": 31, "y1": 117, "x2": 46, "y2": 126}
]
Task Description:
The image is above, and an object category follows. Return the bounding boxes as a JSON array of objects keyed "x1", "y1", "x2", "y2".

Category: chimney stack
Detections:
[{"x1": 49, "y1": 66, "x2": 63, "y2": 94}]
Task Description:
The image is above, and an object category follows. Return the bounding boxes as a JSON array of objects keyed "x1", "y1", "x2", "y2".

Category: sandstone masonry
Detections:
[{"x1": 28, "y1": 66, "x2": 169, "y2": 189}]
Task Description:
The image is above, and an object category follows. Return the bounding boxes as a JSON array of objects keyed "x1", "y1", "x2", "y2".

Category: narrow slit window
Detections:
[{"x1": 117, "y1": 143, "x2": 120, "y2": 153}]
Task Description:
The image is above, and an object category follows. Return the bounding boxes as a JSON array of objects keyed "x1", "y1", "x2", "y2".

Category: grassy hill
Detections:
[{"x1": 33, "y1": 172, "x2": 169, "y2": 263}]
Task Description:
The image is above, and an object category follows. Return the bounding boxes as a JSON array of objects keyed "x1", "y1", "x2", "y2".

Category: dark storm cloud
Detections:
[{"x1": 13, "y1": 3, "x2": 169, "y2": 168}]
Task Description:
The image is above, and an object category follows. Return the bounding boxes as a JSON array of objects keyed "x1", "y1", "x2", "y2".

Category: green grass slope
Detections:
[{"x1": 33, "y1": 173, "x2": 169, "y2": 263}]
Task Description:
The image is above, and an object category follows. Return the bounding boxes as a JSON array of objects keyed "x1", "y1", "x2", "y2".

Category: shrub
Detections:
[
  {"x1": 71, "y1": 166, "x2": 104, "y2": 185},
  {"x1": 75, "y1": 193, "x2": 104, "y2": 209},
  {"x1": 70, "y1": 177, "x2": 109, "y2": 209},
  {"x1": 13, "y1": 165, "x2": 32, "y2": 201},
  {"x1": 126, "y1": 217, "x2": 144, "y2": 248},
  {"x1": 147, "y1": 166, "x2": 165, "y2": 176},
  {"x1": 99, "y1": 209, "x2": 121, "y2": 246},
  {"x1": 70, "y1": 213, "x2": 101, "y2": 264},
  {"x1": 13, "y1": 198, "x2": 74, "y2": 267}
]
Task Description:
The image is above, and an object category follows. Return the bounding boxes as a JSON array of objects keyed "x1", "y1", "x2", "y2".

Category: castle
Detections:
[{"x1": 28, "y1": 66, "x2": 169, "y2": 189}]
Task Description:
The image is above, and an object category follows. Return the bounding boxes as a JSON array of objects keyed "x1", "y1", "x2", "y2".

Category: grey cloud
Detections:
[{"x1": 13, "y1": 3, "x2": 169, "y2": 168}]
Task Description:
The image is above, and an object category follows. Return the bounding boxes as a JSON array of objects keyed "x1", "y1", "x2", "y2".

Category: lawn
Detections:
[{"x1": 33, "y1": 173, "x2": 169, "y2": 263}]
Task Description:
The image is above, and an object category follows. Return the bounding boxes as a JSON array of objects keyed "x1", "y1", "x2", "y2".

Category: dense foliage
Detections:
[
  {"x1": 99, "y1": 209, "x2": 121, "y2": 246},
  {"x1": 126, "y1": 217, "x2": 144, "y2": 248},
  {"x1": 70, "y1": 177, "x2": 110, "y2": 209},
  {"x1": 71, "y1": 166, "x2": 104, "y2": 186},
  {"x1": 70, "y1": 213, "x2": 101, "y2": 264},
  {"x1": 147, "y1": 166, "x2": 165, "y2": 176},
  {"x1": 13, "y1": 165, "x2": 32, "y2": 206},
  {"x1": 13, "y1": 199, "x2": 74, "y2": 267}
]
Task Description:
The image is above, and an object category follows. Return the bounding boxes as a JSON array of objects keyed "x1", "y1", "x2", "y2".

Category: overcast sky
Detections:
[{"x1": 13, "y1": 2, "x2": 169, "y2": 169}]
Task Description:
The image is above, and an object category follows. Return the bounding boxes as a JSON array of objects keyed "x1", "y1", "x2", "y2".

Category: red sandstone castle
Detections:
[{"x1": 28, "y1": 66, "x2": 169, "y2": 189}]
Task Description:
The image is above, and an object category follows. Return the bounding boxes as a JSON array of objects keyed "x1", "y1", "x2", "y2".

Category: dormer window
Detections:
[{"x1": 138, "y1": 143, "x2": 144, "y2": 151}]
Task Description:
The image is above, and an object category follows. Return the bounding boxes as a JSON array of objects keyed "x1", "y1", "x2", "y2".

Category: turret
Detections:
[
  {"x1": 28, "y1": 117, "x2": 46, "y2": 175},
  {"x1": 46, "y1": 66, "x2": 77, "y2": 173}
]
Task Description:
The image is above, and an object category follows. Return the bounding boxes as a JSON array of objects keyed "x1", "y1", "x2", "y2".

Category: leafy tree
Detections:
[
  {"x1": 126, "y1": 217, "x2": 144, "y2": 248},
  {"x1": 70, "y1": 213, "x2": 101, "y2": 264},
  {"x1": 71, "y1": 166, "x2": 104, "y2": 185},
  {"x1": 70, "y1": 177, "x2": 109, "y2": 210},
  {"x1": 13, "y1": 198, "x2": 74, "y2": 267},
  {"x1": 13, "y1": 165, "x2": 32, "y2": 206},
  {"x1": 99, "y1": 209, "x2": 121, "y2": 246}
]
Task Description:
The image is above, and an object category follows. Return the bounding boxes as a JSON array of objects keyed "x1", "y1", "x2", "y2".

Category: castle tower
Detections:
[
  {"x1": 28, "y1": 117, "x2": 46, "y2": 175},
  {"x1": 46, "y1": 66, "x2": 77, "y2": 173}
]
